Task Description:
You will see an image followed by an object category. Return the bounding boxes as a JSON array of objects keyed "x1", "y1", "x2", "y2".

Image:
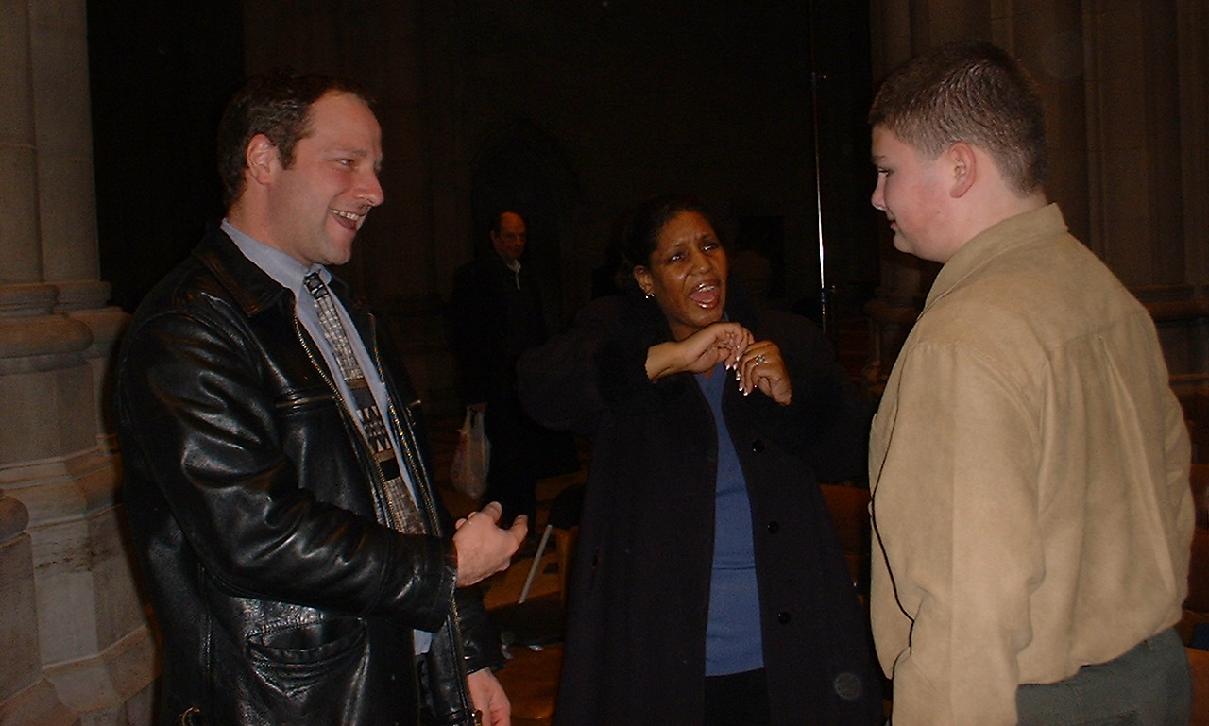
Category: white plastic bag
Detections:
[{"x1": 450, "y1": 409, "x2": 490, "y2": 500}]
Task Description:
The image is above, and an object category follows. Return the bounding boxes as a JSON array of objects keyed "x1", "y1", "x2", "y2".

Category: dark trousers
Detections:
[
  {"x1": 1016, "y1": 628, "x2": 1191, "y2": 725},
  {"x1": 704, "y1": 667, "x2": 771, "y2": 726}
]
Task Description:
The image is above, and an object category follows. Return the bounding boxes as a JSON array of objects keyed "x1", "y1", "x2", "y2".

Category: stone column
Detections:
[
  {"x1": 0, "y1": 1, "x2": 152, "y2": 724},
  {"x1": 0, "y1": 488, "x2": 76, "y2": 726},
  {"x1": 1082, "y1": 0, "x2": 1185, "y2": 286},
  {"x1": 0, "y1": 1, "x2": 76, "y2": 723},
  {"x1": 1177, "y1": 0, "x2": 1209, "y2": 289}
]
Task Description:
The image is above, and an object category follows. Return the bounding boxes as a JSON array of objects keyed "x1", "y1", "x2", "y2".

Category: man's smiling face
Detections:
[{"x1": 264, "y1": 91, "x2": 384, "y2": 267}]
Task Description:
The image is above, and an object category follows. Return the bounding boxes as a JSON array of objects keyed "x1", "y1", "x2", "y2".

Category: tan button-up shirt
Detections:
[{"x1": 869, "y1": 204, "x2": 1193, "y2": 724}]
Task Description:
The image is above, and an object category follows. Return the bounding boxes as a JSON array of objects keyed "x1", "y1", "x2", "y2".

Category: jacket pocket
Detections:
[
  {"x1": 275, "y1": 385, "x2": 336, "y2": 415},
  {"x1": 246, "y1": 618, "x2": 366, "y2": 697}
]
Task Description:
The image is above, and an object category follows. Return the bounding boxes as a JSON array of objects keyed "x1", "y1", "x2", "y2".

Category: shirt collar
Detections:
[
  {"x1": 501, "y1": 256, "x2": 521, "y2": 274},
  {"x1": 925, "y1": 203, "x2": 1067, "y2": 311},
  {"x1": 221, "y1": 219, "x2": 330, "y2": 298}
]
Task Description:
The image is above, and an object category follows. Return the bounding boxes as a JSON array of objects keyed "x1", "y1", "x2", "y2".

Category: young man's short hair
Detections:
[
  {"x1": 868, "y1": 41, "x2": 1047, "y2": 195},
  {"x1": 216, "y1": 70, "x2": 372, "y2": 207}
]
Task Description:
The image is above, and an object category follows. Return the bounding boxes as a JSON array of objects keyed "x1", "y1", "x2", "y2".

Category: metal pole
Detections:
[{"x1": 807, "y1": 0, "x2": 834, "y2": 335}]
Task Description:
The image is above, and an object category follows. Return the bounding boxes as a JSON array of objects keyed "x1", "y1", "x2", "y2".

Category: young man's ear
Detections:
[
  {"x1": 948, "y1": 142, "x2": 977, "y2": 198},
  {"x1": 245, "y1": 134, "x2": 279, "y2": 187}
]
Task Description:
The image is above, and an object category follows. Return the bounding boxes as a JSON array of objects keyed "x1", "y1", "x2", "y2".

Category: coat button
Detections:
[
  {"x1": 833, "y1": 671, "x2": 863, "y2": 701},
  {"x1": 777, "y1": 611, "x2": 792, "y2": 624},
  {"x1": 751, "y1": 439, "x2": 765, "y2": 453},
  {"x1": 766, "y1": 521, "x2": 780, "y2": 534}
]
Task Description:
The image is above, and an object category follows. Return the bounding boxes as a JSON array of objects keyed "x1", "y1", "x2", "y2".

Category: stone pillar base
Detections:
[
  {"x1": 0, "y1": 496, "x2": 76, "y2": 726},
  {"x1": 0, "y1": 680, "x2": 79, "y2": 726},
  {"x1": 44, "y1": 626, "x2": 157, "y2": 726}
]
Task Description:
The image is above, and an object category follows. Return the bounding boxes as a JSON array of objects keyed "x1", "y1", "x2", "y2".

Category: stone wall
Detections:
[{"x1": 0, "y1": 1, "x2": 151, "y2": 723}]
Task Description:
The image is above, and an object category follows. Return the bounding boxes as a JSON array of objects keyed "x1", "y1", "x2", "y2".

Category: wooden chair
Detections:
[
  {"x1": 494, "y1": 644, "x2": 563, "y2": 725},
  {"x1": 1183, "y1": 495, "x2": 1209, "y2": 723},
  {"x1": 1192, "y1": 463, "x2": 1209, "y2": 529},
  {"x1": 1180, "y1": 470, "x2": 1209, "y2": 645},
  {"x1": 492, "y1": 487, "x2": 582, "y2": 723},
  {"x1": 1189, "y1": 647, "x2": 1209, "y2": 725},
  {"x1": 819, "y1": 482, "x2": 872, "y2": 590},
  {"x1": 553, "y1": 526, "x2": 578, "y2": 606}
]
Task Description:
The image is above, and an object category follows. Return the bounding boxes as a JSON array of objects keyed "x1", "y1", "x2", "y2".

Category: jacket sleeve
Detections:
[
  {"x1": 117, "y1": 307, "x2": 457, "y2": 630},
  {"x1": 517, "y1": 296, "x2": 655, "y2": 434},
  {"x1": 870, "y1": 342, "x2": 1041, "y2": 726},
  {"x1": 454, "y1": 585, "x2": 505, "y2": 672}
]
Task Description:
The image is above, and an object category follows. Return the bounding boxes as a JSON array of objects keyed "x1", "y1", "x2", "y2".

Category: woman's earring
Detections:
[{"x1": 643, "y1": 290, "x2": 654, "y2": 299}]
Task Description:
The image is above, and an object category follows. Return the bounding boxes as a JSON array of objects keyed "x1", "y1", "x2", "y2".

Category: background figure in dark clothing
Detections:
[{"x1": 450, "y1": 210, "x2": 571, "y2": 528}]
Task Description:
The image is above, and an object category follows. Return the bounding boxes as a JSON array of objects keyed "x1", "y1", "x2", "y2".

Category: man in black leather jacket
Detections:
[{"x1": 115, "y1": 71, "x2": 526, "y2": 725}]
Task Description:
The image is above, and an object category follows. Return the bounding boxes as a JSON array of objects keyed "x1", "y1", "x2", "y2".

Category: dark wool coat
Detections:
[{"x1": 517, "y1": 293, "x2": 883, "y2": 725}]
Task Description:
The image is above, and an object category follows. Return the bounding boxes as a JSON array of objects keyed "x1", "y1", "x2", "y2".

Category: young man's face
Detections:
[
  {"x1": 871, "y1": 125, "x2": 955, "y2": 263},
  {"x1": 265, "y1": 91, "x2": 384, "y2": 267}
]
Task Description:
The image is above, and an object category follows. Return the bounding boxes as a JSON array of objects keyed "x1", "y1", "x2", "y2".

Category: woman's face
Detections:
[{"x1": 634, "y1": 210, "x2": 728, "y2": 341}]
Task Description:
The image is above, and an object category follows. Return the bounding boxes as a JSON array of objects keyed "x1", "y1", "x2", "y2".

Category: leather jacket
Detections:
[{"x1": 116, "y1": 227, "x2": 501, "y2": 725}]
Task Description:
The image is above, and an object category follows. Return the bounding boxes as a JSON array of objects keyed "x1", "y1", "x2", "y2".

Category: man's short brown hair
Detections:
[
  {"x1": 868, "y1": 41, "x2": 1047, "y2": 195},
  {"x1": 216, "y1": 70, "x2": 372, "y2": 207}
]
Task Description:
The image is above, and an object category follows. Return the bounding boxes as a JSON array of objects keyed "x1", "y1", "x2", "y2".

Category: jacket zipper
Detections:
[
  {"x1": 294, "y1": 312, "x2": 475, "y2": 718},
  {"x1": 365, "y1": 314, "x2": 476, "y2": 718},
  {"x1": 293, "y1": 315, "x2": 397, "y2": 524}
]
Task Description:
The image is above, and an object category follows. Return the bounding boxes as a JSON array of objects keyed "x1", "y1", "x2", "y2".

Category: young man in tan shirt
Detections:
[{"x1": 867, "y1": 41, "x2": 1193, "y2": 725}]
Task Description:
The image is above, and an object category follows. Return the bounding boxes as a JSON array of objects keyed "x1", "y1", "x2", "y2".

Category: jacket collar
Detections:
[{"x1": 192, "y1": 224, "x2": 355, "y2": 317}]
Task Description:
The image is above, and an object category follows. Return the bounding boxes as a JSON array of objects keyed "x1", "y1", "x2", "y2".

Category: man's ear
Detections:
[
  {"x1": 948, "y1": 142, "x2": 977, "y2": 198},
  {"x1": 245, "y1": 134, "x2": 279, "y2": 187},
  {"x1": 632, "y1": 266, "x2": 654, "y2": 297}
]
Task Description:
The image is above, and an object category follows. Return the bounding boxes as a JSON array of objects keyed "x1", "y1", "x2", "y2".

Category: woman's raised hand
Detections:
[
  {"x1": 645, "y1": 322, "x2": 753, "y2": 380},
  {"x1": 736, "y1": 341, "x2": 792, "y2": 405}
]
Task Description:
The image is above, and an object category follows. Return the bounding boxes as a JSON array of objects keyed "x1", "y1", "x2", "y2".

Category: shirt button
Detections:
[
  {"x1": 767, "y1": 521, "x2": 780, "y2": 533},
  {"x1": 777, "y1": 611, "x2": 792, "y2": 624},
  {"x1": 751, "y1": 439, "x2": 765, "y2": 453}
]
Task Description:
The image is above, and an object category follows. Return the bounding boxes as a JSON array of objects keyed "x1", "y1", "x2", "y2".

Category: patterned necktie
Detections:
[{"x1": 303, "y1": 273, "x2": 424, "y2": 533}]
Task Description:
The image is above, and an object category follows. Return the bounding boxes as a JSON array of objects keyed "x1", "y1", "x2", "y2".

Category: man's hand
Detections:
[
  {"x1": 467, "y1": 668, "x2": 511, "y2": 726},
  {"x1": 452, "y1": 501, "x2": 527, "y2": 586}
]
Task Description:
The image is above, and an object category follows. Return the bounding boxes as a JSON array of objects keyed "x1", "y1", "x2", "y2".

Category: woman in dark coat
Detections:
[{"x1": 517, "y1": 195, "x2": 881, "y2": 725}]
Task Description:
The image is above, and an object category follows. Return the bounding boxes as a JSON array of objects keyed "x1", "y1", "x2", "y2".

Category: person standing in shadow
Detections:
[{"x1": 450, "y1": 210, "x2": 574, "y2": 532}]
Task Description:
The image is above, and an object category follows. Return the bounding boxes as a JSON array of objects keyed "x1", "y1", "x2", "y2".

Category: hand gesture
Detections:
[
  {"x1": 452, "y1": 501, "x2": 527, "y2": 587},
  {"x1": 736, "y1": 341, "x2": 792, "y2": 405},
  {"x1": 646, "y1": 322, "x2": 753, "y2": 380}
]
